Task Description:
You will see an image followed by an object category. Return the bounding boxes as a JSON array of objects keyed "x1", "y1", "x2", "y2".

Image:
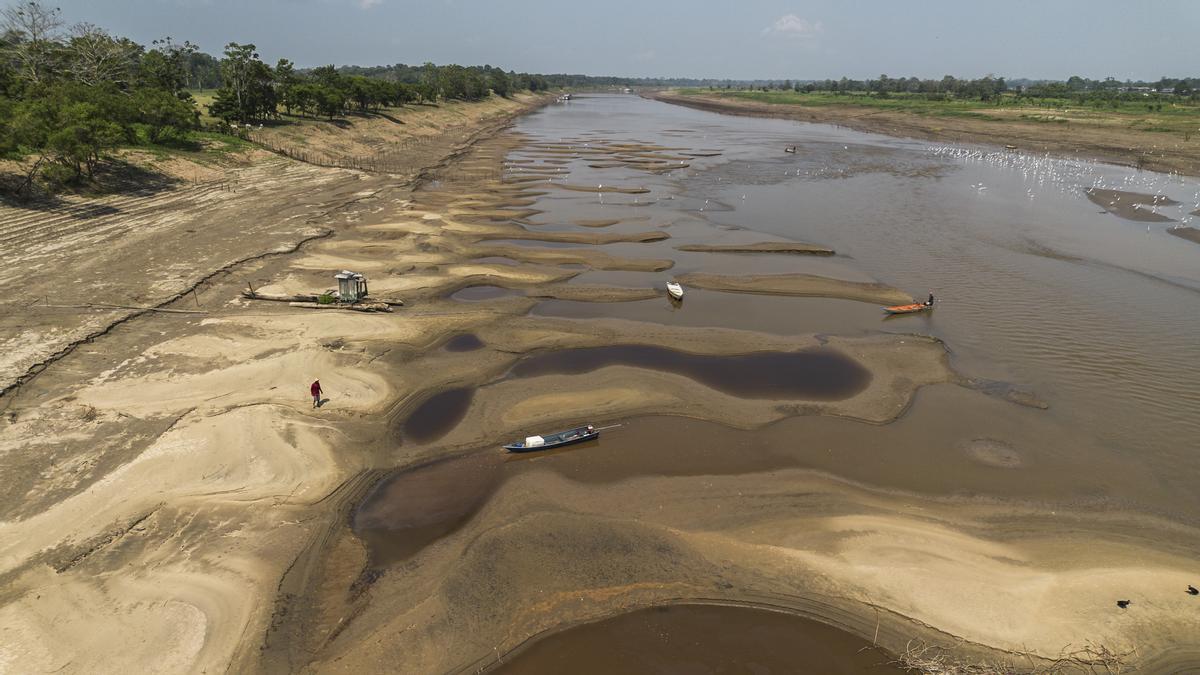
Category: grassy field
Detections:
[
  {"x1": 675, "y1": 88, "x2": 1200, "y2": 137},
  {"x1": 189, "y1": 89, "x2": 220, "y2": 125}
]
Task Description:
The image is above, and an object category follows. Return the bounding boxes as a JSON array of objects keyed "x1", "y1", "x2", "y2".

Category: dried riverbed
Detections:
[{"x1": 6, "y1": 92, "x2": 1200, "y2": 675}]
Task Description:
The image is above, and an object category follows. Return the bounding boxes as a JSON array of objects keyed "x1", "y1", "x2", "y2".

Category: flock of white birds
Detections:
[{"x1": 927, "y1": 145, "x2": 1199, "y2": 229}]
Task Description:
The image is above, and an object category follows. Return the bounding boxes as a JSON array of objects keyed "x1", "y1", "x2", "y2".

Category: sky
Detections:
[{"x1": 43, "y1": 0, "x2": 1200, "y2": 81}]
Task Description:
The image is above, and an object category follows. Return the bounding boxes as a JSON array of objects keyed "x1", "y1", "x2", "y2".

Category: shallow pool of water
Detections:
[
  {"x1": 400, "y1": 387, "x2": 475, "y2": 443},
  {"x1": 442, "y1": 333, "x2": 485, "y2": 352},
  {"x1": 508, "y1": 344, "x2": 871, "y2": 400},
  {"x1": 488, "y1": 603, "x2": 904, "y2": 675}
]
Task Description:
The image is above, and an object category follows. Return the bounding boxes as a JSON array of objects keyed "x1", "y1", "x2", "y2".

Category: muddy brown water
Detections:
[
  {"x1": 507, "y1": 345, "x2": 870, "y2": 400},
  {"x1": 358, "y1": 94, "x2": 1200, "y2": 669},
  {"x1": 353, "y1": 452, "x2": 504, "y2": 565},
  {"x1": 442, "y1": 333, "x2": 485, "y2": 352},
  {"x1": 532, "y1": 291, "x2": 887, "y2": 335},
  {"x1": 400, "y1": 388, "x2": 474, "y2": 443},
  {"x1": 508, "y1": 94, "x2": 1200, "y2": 510},
  {"x1": 487, "y1": 604, "x2": 904, "y2": 675},
  {"x1": 360, "y1": 386, "x2": 1182, "y2": 569}
]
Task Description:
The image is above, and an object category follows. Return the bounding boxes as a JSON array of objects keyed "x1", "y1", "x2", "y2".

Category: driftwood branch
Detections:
[
  {"x1": 241, "y1": 290, "x2": 403, "y2": 306},
  {"x1": 286, "y1": 301, "x2": 394, "y2": 313}
]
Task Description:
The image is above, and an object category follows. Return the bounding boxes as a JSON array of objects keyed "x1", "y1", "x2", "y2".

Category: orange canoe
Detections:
[{"x1": 883, "y1": 302, "x2": 932, "y2": 314}]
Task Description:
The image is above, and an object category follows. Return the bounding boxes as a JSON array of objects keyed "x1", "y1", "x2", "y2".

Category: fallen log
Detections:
[
  {"x1": 287, "y1": 301, "x2": 394, "y2": 313},
  {"x1": 242, "y1": 290, "x2": 404, "y2": 306}
]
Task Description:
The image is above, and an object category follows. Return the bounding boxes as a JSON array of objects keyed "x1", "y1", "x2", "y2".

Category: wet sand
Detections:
[
  {"x1": 677, "y1": 272, "x2": 914, "y2": 304},
  {"x1": 1168, "y1": 226, "x2": 1200, "y2": 246},
  {"x1": 1085, "y1": 188, "x2": 1178, "y2": 222},
  {"x1": 675, "y1": 241, "x2": 835, "y2": 255},
  {"x1": 449, "y1": 285, "x2": 524, "y2": 301},
  {"x1": 479, "y1": 229, "x2": 671, "y2": 245}
]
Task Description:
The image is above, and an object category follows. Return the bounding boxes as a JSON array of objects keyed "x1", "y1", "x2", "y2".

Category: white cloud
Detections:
[
  {"x1": 358, "y1": 0, "x2": 382, "y2": 8},
  {"x1": 762, "y1": 14, "x2": 823, "y2": 39}
]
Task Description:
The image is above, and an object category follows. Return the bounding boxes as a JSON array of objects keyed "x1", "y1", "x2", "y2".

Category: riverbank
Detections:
[
  {"x1": 0, "y1": 94, "x2": 554, "y2": 673},
  {"x1": 5, "y1": 91, "x2": 1200, "y2": 675},
  {"x1": 647, "y1": 90, "x2": 1200, "y2": 177},
  {"x1": 0, "y1": 93, "x2": 543, "y2": 397}
]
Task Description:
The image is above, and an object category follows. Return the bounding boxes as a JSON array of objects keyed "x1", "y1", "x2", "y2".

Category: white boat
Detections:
[{"x1": 666, "y1": 281, "x2": 684, "y2": 300}]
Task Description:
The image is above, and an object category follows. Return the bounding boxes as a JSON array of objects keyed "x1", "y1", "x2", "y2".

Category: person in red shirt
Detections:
[{"x1": 310, "y1": 379, "x2": 323, "y2": 408}]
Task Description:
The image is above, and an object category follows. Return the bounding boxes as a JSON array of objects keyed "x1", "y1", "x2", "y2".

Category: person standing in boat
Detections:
[{"x1": 925, "y1": 292, "x2": 935, "y2": 307}]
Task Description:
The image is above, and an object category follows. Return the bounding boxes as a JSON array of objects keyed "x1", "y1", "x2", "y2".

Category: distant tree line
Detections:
[
  {"x1": 7, "y1": 0, "x2": 1196, "y2": 197},
  {"x1": 0, "y1": 1, "x2": 200, "y2": 193},
  {"x1": 207, "y1": 55, "x2": 531, "y2": 124},
  {"x1": 718, "y1": 73, "x2": 1200, "y2": 105},
  {"x1": 0, "y1": 1, "x2": 565, "y2": 196}
]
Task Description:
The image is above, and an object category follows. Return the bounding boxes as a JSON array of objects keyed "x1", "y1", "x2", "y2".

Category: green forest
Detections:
[
  {"x1": 708, "y1": 74, "x2": 1200, "y2": 101},
  {"x1": 0, "y1": 1, "x2": 564, "y2": 197}
]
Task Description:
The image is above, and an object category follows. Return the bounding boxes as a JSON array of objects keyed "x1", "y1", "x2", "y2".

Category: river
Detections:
[{"x1": 352, "y1": 93, "x2": 1200, "y2": 672}]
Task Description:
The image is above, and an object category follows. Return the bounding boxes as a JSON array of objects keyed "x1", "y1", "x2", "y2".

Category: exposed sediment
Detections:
[
  {"x1": 6, "y1": 92, "x2": 1199, "y2": 675},
  {"x1": 1168, "y1": 226, "x2": 1200, "y2": 246},
  {"x1": 675, "y1": 241, "x2": 835, "y2": 255},
  {"x1": 1085, "y1": 188, "x2": 1178, "y2": 222},
  {"x1": 677, "y1": 272, "x2": 913, "y2": 305},
  {"x1": 478, "y1": 229, "x2": 670, "y2": 246}
]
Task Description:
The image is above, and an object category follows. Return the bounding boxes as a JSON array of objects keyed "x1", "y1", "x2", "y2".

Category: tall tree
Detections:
[
  {"x1": 1, "y1": 0, "x2": 63, "y2": 86},
  {"x1": 215, "y1": 42, "x2": 258, "y2": 121},
  {"x1": 274, "y1": 58, "x2": 297, "y2": 114},
  {"x1": 140, "y1": 37, "x2": 196, "y2": 97},
  {"x1": 185, "y1": 50, "x2": 221, "y2": 90},
  {"x1": 210, "y1": 42, "x2": 274, "y2": 122},
  {"x1": 420, "y1": 61, "x2": 441, "y2": 100},
  {"x1": 488, "y1": 68, "x2": 510, "y2": 98},
  {"x1": 63, "y1": 23, "x2": 140, "y2": 88},
  {"x1": 133, "y1": 87, "x2": 195, "y2": 142}
]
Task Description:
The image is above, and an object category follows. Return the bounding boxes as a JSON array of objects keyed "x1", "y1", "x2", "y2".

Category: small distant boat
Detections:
[
  {"x1": 666, "y1": 280, "x2": 684, "y2": 300},
  {"x1": 784, "y1": 146, "x2": 797, "y2": 153},
  {"x1": 504, "y1": 425, "x2": 598, "y2": 453},
  {"x1": 883, "y1": 302, "x2": 933, "y2": 315}
]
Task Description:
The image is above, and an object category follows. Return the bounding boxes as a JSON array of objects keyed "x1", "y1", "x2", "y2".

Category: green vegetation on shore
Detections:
[
  {"x1": 0, "y1": 1, "x2": 551, "y2": 199},
  {"x1": 675, "y1": 87, "x2": 1200, "y2": 138}
]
